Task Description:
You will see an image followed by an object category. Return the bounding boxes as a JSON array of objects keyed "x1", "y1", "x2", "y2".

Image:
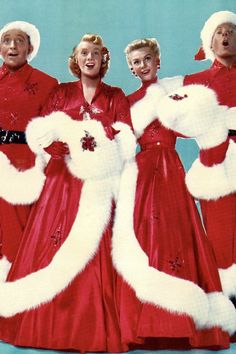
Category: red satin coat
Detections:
[
  {"x1": 0, "y1": 80, "x2": 133, "y2": 353},
  {"x1": 0, "y1": 63, "x2": 57, "y2": 262},
  {"x1": 117, "y1": 78, "x2": 230, "y2": 349},
  {"x1": 184, "y1": 60, "x2": 236, "y2": 271}
]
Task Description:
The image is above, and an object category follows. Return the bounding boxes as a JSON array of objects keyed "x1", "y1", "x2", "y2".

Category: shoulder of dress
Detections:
[
  {"x1": 51, "y1": 81, "x2": 78, "y2": 93},
  {"x1": 101, "y1": 82, "x2": 124, "y2": 96}
]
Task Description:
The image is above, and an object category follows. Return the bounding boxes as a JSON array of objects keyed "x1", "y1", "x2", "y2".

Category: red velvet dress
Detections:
[
  {"x1": 117, "y1": 78, "x2": 230, "y2": 349},
  {"x1": 184, "y1": 60, "x2": 236, "y2": 278},
  {"x1": 0, "y1": 63, "x2": 57, "y2": 262},
  {"x1": 0, "y1": 80, "x2": 132, "y2": 353}
]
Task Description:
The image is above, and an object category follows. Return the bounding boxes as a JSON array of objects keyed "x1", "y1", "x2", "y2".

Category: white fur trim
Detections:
[
  {"x1": 0, "y1": 257, "x2": 11, "y2": 282},
  {"x1": 112, "y1": 159, "x2": 210, "y2": 329},
  {"x1": 156, "y1": 84, "x2": 228, "y2": 149},
  {"x1": 64, "y1": 119, "x2": 123, "y2": 181},
  {"x1": 0, "y1": 21, "x2": 40, "y2": 61},
  {"x1": 225, "y1": 107, "x2": 236, "y2": 130},
  {"x1": 185, "y1": 158, "x2": 233, "y2": 200},
  {"x1": 0, "y1": 152, "x2": 46, "y2": 204},
  {"x1": 155, "y1": 84, "x2": 236, "y2": 199},
  {"x1": 112, "y1": 122, "x2": 137, "y2": 162},
  {"x1": 131, "y1": 83, "x2": 166, "y2": 138},
  {"x1": 158, "y1": 75, "x2": 184, "y2": 93},
  {"x1": 205, "y1": 292, "x2": 236, "y2": 335},
  {"x1": 186, "y1": 140, "x2": 236, "y2": 200},
  {"x1": 27, "y1": 113, "x2": 136, "y2": 181},
  {"x1": 0, "y1": 177, "x2": 114, "y2": 317},
  {"x1": 0, "y1": 115, "x2": 133, "y2": 316},
  {"x1": 26, "y1": 112, "x2": 72, "y2": 155},
  {"x1": 201, "y1": 11, "x2": 236, "y2": 61},
  {"x1": 219, "y1": 264, "x2": 236, "y2": 298},
  {"x1": 225, "y1": 140, "x2": 236, "y2": 191}
]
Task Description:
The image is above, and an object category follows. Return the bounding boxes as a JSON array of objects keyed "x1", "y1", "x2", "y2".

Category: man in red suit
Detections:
[
  {"x1": 0, "y1": 21, "x2": 58, "y2": 272},
  {"x1": 183, "y1": 11, "x2": 236, "y2": 300}
]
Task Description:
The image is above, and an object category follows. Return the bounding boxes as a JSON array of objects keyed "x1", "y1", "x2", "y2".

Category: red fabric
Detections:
[
  {"x1": 194, "y1": 45, "x2": 206, "y2": 61},
  {"x1": 116, "y1": 80, "x2": 230, "y2": 350},
  {"x1": 44, "y1": 141, "x2": 69, "y2": 159},
  {"x1": 0, "y1": 63, "x2": 57, "y2": 262},
  {"x1": 0, "y1": 80, "x2": 132, "y2": 352},
  {"x1": 184, "y1": 60, "x2": 236, "y2": 270},
  {"x1": 199, "y1": 139, "x2": 229, "y2": 166},
  {"x1": 41, "y1": 79, "x2": 132, "y2": 127}
]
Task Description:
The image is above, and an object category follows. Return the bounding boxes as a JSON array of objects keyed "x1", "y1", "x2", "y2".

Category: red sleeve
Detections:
[{"x1": 40, "y1": 85, "x2": 65, "y2": 116}]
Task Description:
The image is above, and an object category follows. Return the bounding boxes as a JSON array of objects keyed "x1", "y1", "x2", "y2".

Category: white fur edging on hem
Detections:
[
  {"x1": 205, "y1": 292, "x2": 236, "y2": 335},
  {"x1": 0, "y1": 256, "x2": 11, "y2": 282},
  {"x1": 112, "y1": 159, "x2": 236, "y2": 334},
  {"x1": 112, "y1": 159, "x2": 209, "y2": 329},
  {"x1": 219, "y1": 264, "x2": 236, "y2": 299},
  {"x1": 0, "y1": 177, "x2": 114, "y2": 317},
  {"x1": 0, "y1": 114, "x2": 135, "y2": 317}
]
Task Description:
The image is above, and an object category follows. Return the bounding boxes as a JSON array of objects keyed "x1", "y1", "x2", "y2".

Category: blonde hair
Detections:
[
  {"x1": 69, "y1": 34, "x2": 110, "y2": 78},
  {"x1": 125, "y1": 38, "x2": 160, "y2": 67}
]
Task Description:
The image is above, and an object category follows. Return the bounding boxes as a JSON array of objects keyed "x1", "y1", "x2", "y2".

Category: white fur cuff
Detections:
[
  {"x1": 0, "y1": 152, "x2": 46, "y2": 204},
  {"x1": 26, "y1": 112, "x2": 72, "y2": 154}
]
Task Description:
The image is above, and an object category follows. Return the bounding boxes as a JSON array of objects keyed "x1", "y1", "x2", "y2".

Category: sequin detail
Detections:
[
  {"x1": 169, "y1": 93, "x2": 188, "y2": 101},
  {"x1": 51, "y1": 228, "x2": 62, "y2": 247},
  {"x1": 168, "y1": 255, "x2": 184, "y2": 273},
  {"x1": 24, "y1": 82, "x2": 39, "y2": 95},
  {"x1": 80, "y1": 130, "x2": 97, "y2": 151}
]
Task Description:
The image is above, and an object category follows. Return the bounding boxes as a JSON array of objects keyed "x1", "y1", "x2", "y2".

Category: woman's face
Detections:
[
  {"x1": 211, "y1": 22, "x2": 236, "y2": 62},
  {"x1": 0, "y1": 29, "x2": 33, "y2": 71},
  {"x1": 76, "y1": 41, "x2": 102, "y2": 79},
  {"x1": 129, "y1": 47, "x2": 159, "y2": 82}
]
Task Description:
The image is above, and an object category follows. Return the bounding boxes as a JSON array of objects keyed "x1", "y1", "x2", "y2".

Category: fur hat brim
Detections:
[
  {"x1": 0, "y1": 21, "x2": 40, "y2": 62},
  {"x1": 201, "y1": 10, "x2": 236, "y2": 61}
]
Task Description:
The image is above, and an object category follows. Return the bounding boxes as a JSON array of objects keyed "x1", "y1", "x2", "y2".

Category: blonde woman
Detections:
[{"x1": 117, "y1": 37, "x2": 235, "y2": 350}]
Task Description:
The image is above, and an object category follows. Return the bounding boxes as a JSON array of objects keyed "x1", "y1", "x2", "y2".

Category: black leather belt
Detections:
[
  {"x1": 0, "y1": 128, "x2": 26, "y2": 144},
  {"x1": 229, "y1": 130, "x2": 236, "y2": 137}
]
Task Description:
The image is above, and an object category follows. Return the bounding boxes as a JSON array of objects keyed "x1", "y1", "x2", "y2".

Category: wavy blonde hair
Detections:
[
  {"x1": 69, "y1": 34, "x2": 110, "y2": 78},
  {"x1": 125, "y1": 38, "x2": 160, "y2": 67}
]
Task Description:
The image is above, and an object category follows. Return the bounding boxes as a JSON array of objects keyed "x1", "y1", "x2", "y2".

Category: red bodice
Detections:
[{"x1": 42, "y1": 80, "x2": 132, "y2": 128}]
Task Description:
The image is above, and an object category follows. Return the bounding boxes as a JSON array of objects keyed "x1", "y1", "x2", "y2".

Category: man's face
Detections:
[
  {"x1": 211, "y1": 22, "x2": 236, "y2": 62},
  {"x1": 0, "y1": 29, "x2": 33, "y2": 71}
]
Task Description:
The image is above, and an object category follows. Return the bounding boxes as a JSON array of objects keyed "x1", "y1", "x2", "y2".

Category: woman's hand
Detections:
[{"x1": 44, "y1": 141, "x2": 69, "y2": 159}]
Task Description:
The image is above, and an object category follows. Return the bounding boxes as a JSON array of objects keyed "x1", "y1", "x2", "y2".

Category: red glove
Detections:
[{"x1": 44, "y1": 141, "x2": 69, "y2": 159}]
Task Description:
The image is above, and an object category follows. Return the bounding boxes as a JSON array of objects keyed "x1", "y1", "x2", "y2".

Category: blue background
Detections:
[{"x1": 0, "y1": 1, "x2": 236, "y2": 353}]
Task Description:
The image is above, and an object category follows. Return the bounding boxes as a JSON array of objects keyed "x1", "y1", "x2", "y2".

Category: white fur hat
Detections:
[
  {"x1": 200, "y1": 10, "x2": 236, "y2": 61},
  {"x1": 0, "y1": 21, "x2": 40, "y2": 62}
]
